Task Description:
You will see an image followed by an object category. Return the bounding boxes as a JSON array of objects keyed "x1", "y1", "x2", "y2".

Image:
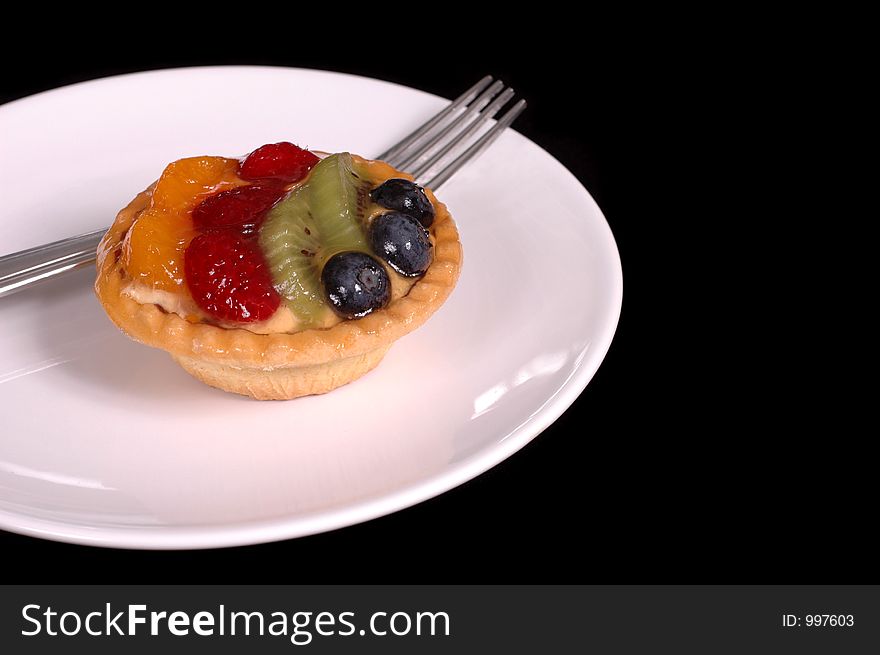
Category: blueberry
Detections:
[
  {"x1": 370, "y1": 178, "x2": 435, "y2": 227},
  {"x1": 321, "y1": 251, "x2": 391, "y2": 319},
  {"x1": 369, "y1": 212, "x2": 433, "y2": 277}
]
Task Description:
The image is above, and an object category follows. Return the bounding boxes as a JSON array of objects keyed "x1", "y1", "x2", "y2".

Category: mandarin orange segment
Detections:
[
  {"x1": 152, "y1": 156, "x2": 244, "y2": 211},
  {"x1": 122, "y1": 155, "x2": 244, "y2": 292},
  {"x1": 123, "y1": 208, "x2": 198, "y2": 291}
]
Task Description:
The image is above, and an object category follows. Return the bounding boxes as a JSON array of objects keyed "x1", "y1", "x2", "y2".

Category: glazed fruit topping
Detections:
[
  {"x1": 184, "y1": 231, "x2": 281, "y2": 323},
  {"x1": 260, "y1": 153, "x2": 372, "y2": 324},
  {"x1": 191, "y1": 184, "x2": 285, "y2": 234},
  {"x1": 321, "y1": 251, "x2": 390, "y2": 319},
  {"x1": 370, "y1": 178, "x2": 435, "y2": 228},
  {"x1": 124, "y1": 209, "x2": 197, "y2": 291},
  {"x1": 123, "y1": 156, "x2": 240, "y2": 291},
  {"x1": 168, "y1": 148, "x2": 435, "y2": 326},
  {"x1": 152, "y1": 156, "x2": 242, "y2": 211},
  {"x1": 239, "y1": 142, "x2": 319, "y2": 184},
  {"x1": 179, "y1": 143, "x2": 321, "y2": 323},
  {"x1": 369, "y1": 211, "x2": 433, "y2": 277}
]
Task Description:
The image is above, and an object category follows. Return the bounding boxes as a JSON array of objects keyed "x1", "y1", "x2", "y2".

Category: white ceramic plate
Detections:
[{"x1": 0, "y1": 67, "x2": 622, "y2": 549}]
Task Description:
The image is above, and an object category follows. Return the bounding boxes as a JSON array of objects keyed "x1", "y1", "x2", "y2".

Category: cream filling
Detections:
[
  {"x1": 122, "y1": 267, "x2": 418, "y2": 336},
  {"x1": 122, "y1": 284, "x2": 196, "y2": 320},
  {"x1": 121, "y1": 283, "x2": 303, "y2": 334}
]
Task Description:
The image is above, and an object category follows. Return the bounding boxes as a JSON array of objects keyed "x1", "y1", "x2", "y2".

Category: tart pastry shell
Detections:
[{"x1": 95, "y1": 184, "x2": 462, "y2": 400}]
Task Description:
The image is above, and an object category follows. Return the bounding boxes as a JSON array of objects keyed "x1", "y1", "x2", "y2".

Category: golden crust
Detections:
[
  {"x1": 94, "y1": 165, "x2": 462, "y2": 399},
  {"x1": 172, "y1": 345, "x2": 391, "y2": 400}
]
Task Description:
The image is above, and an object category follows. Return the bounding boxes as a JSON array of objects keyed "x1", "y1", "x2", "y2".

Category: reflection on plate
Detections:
[{"x1": 0, "y1": 67, "x2": 622, "y2": 548}]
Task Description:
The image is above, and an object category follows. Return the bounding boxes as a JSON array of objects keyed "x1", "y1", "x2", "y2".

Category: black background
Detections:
[{"x1": 0, "y1": 16, "x2": 868, "y2": 582}]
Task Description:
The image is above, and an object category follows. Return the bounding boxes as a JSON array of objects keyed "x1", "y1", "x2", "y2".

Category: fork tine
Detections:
[
  {"x1": 409, "y1": 86, "x2": 516, "y2": 179},
  {"x1": 425, "y1": 99, "x2": 527, "y2": 190},
  {"x1": 377, "y1": 75, "x2": 493, "y2": 164},
  {"x1": 395, "y1": 79, "x2": 506, "y2": 171}
]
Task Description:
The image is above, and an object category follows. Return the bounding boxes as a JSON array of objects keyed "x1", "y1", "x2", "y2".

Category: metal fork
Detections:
[{"x1": 0, "y1": 75, "x2": 526, "y2": 298}]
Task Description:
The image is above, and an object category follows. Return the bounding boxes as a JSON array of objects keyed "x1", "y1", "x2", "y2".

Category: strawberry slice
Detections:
[
  {"x1": 191, "y1": 184, "x2": 285, "y2": 234},
  {"x1": 239, "y1": 142, "x2": 319, "y2": 183},
  {"x1": 184, "y1": 231, "x2": 280, "y2": 323}
]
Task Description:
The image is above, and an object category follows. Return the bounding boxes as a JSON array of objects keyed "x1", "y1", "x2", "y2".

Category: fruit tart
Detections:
[{"x1": 95, "y1": 142, "x2": 462, "y2": 400}]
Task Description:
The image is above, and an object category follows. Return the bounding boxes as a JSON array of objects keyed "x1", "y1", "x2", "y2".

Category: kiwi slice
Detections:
[
  {"x1": 308, "y1": 152, "x2": 372, "y2": 240},
  {"x1": 259, "y1": 153, "x2": 372, "y2": 325}
]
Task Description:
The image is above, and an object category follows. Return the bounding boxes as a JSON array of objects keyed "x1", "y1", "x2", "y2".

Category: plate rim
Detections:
[{"x1": 0, "y1": 65, "x2": 623, "y2": 549}]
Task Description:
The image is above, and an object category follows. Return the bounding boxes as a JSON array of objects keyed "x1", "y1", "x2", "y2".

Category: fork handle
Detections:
[{"x1": 0, "y1": 229, "x2": 105, "y2": 298}]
